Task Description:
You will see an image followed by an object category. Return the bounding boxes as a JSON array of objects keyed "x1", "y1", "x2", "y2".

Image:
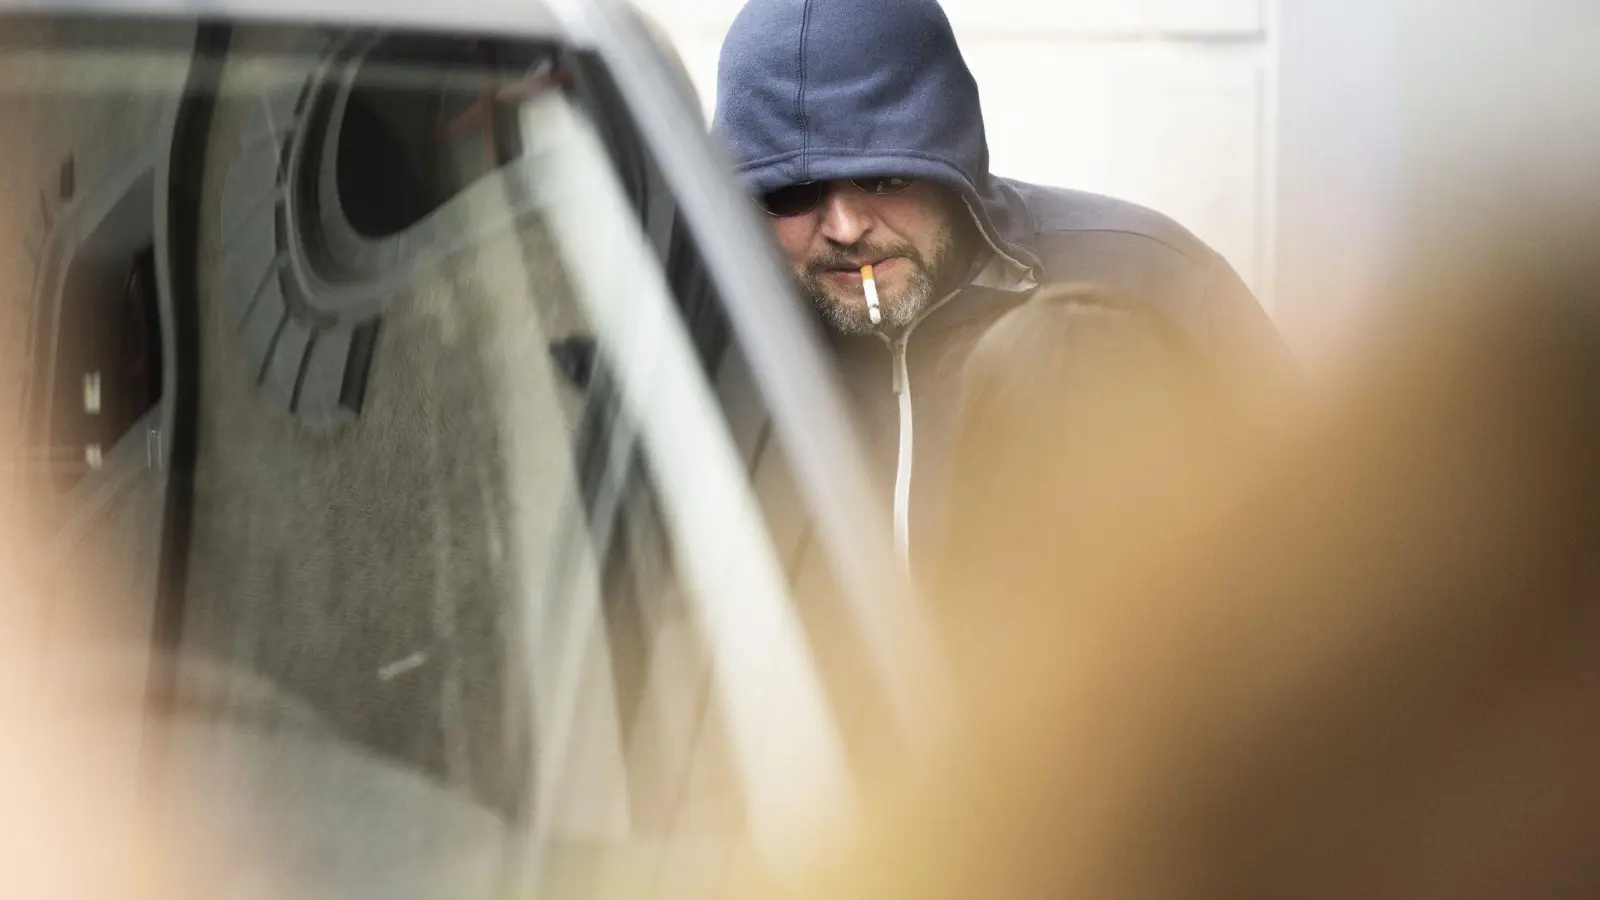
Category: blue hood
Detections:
[{"x1": 712, "y1": 0, "x2": 1042, "y2": 274}]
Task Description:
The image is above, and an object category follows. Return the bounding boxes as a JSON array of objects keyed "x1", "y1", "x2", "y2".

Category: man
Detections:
[{"x1": 713, "y1": 0, "x2": 1293, "y2": 573}]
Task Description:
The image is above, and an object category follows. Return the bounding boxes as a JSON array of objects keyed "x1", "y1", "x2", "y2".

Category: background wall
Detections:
[{"x1": 634, "y1": 0, "x2": 1280, "y2": 316}]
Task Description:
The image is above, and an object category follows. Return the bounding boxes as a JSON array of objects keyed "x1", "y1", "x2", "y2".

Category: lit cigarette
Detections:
[{"x1": 862, "y1": 264, "x2": 882, "y2": 325}]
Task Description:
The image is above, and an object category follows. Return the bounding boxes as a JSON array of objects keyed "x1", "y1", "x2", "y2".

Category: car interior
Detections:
[{"x1": 7, "y1": 14, "x2": 875, "y2": 898}]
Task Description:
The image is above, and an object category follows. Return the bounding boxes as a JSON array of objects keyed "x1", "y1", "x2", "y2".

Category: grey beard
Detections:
[
  {"x1": 808, "y1": 264, "x2": 938, "y2": 336},
  {"x1": 798, "y1": 190, "x2": 974, "y2": 335}
]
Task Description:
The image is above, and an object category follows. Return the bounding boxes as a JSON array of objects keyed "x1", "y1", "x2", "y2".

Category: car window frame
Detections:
[{"x1": 546, "y1": 0, "x2": 952, "y2": 774}]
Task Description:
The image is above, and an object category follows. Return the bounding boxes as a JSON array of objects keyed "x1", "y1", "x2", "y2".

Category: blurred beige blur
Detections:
[
  {"x1": 743, "y1": 6, "x2": 1600, "y2": 897},
  {"x1": 0, "y1": 466, "x2": 205, "y2": 900},
  {"x1": 756, "y1": 252, "x2": 1600, "y2": 899}
]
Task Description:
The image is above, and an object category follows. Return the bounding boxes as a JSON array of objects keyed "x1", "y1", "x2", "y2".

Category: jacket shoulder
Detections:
[{"x1": 1000, "y1": 178, "x2": 1220, "y2": 271}]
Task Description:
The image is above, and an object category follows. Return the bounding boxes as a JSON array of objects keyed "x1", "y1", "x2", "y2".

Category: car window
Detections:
[
  {"x1": 6, "y1": 16, "x2": 876, "y2": 898},
  {"x1": 3, "y1": 18, "x2": 195, "y2": 719}
]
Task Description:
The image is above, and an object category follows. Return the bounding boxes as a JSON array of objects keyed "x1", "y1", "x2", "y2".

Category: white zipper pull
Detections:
[{"x1": 884, "y1": 289, "x2": 959, "y2": 578}]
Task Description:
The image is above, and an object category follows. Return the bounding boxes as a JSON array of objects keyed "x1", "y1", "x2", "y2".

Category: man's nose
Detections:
[{"x1": 816, "y1": 184, "x2": 874, "y2": 245}]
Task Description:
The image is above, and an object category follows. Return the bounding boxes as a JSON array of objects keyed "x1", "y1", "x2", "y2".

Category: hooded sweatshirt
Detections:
[{"x1": 714, "y1": 0, "x2": 1293, "y2": 575}]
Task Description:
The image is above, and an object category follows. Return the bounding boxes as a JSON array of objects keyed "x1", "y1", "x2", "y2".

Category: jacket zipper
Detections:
[
  {"x1": 889, "y1": 332, "x2": 914, "y2": 570},
  {"x1": 881, "y1": 288, "x2": 961, "y2": 575}
]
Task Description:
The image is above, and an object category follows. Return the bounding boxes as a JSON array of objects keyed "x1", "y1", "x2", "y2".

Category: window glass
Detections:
[
  {"x1": 169, "y1": 16, "x2": 745, "y2": 836},
  {"x1": 2, "y1": 18, "x2": 887, "y2": 896},
  {"x1": 5, "y1": 21, "x2": 184, "y2": 508}
]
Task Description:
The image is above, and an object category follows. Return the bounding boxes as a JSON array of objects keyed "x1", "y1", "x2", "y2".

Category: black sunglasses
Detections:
[{"x1": 757, "y1": 177, "x2": 916, "y2": 217}]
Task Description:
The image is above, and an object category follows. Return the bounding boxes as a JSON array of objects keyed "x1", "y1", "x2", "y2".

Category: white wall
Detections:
[{"x1": 634, "y1": 0, "x2": 1278, "y2": 312}]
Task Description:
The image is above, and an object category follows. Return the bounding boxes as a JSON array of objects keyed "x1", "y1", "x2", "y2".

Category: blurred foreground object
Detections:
[
  {"x1": 767, "y1": 249, "x2": 1600, "y2": 898},
  {"x1": 931, "y1": 282, "x2": 1238, "y2": 678},
  {"x1": 0, "y1": 521, "x2": 199, "y2": 899},
  {"x1": 764, "y1": 6, "x2": 1600, "y2": 893}
]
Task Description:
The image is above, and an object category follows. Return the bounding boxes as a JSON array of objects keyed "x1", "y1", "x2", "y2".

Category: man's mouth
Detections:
[{"x1": 821, "y1": 256, "x2": 902, "y2": 282}]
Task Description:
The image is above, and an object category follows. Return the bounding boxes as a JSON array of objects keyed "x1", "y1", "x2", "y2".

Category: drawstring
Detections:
[
  {"x1": 891, "y1": 333, "x2": 913, "y2": 573},
  {"x1": 874, "y1": 206, "x2": 1037, "y2": 575},
  {"x1": 879, "y1": 288, "x2": 961, "y2": 577}
]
